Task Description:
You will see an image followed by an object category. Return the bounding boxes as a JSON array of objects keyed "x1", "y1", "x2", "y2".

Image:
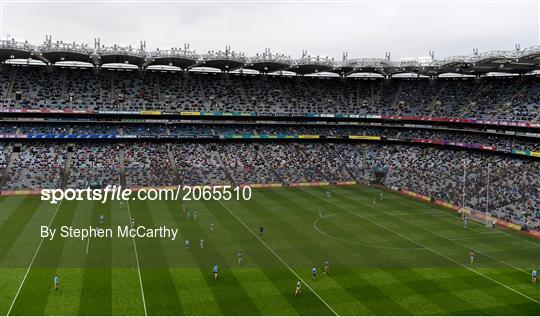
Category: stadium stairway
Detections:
[
  {"x1": 257, "y1": 145, "x2": 286, "y2": 185},
  {"x1": 330, "y1": 144, "x2": 357, "y2": 181},
  {"x1": 60, "y1": 144, "x2": 73, "y2": 189},
  {"x1": 59, "y1": 69, "x2": 67, "y2": 100},
  {"x1": 6, "y1": 67, "x2": 17, "y2": 98},
  {"x1": 428, "y1": 82, "x2": 448, "y2": 116},
  {"x1": 215, "y1": 146, "x2": 235, "y2": 186},
  {"x1": 0, "y1": 149, "x2": 17, "y2": 190},
  {"x1": 197, "y1": 75, "x2": 206, "y2": 103},
  {"x1": 166, "y1": 144, "x2": 182, "y2": 185},
  {"x1": 296, "y1": 144, "x2": 330, "y2": 182},
  {"x1": 118, "y1": 144, "x2": 127, "y2": 188}
]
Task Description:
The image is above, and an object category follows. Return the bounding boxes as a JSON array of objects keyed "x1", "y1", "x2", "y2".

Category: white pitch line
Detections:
[
  {"x1": 126, "y1": 199, "x2": 148, "y2": 316},
  {"x1": 450, "y1": 235, "x2": 507, "y2": 241},
  {"x1": 338, "y1": 188, "x2": 533, "y2": 276},
  {"x1": 301, "y1": 188, "x2": 540, "y2": 305},
  {"x1": 217, "y1": 200, "x2": 339, "y2": 316},
  {"x1": 392, "y1": 213, "x2": 532, "y2": 276},
  {"x1": 313, "y1": 213, "x2": 424, "y2": 251},
  {"x1": 7, "y1": 199, "x2": 64, "y2": 316},
  {"x1": 379, "y1": 187, "x2": 540, "y2": 247},
  {"x1": 388, "y1": 211, "x2": 442, "y2": 216},
  {"x1": 430, "y1": 214, "x2": 485, "y2": 234},
  {"x1": 85, "y1": 237, "x2": 90, "y2": 255}
]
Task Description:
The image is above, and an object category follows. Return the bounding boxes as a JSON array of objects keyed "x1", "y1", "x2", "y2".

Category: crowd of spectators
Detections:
[
  {"x1": 219, "y1": 143, "x2": 279, "y2": 184},
  {"x1": 3, "y1": 143, "x2": 66, "y2": 190},
  {"x1": 68, "y1": 144, "x2": 120, "y2": 189},
  {"x1": 0, "y1": 139, "x2": 537, "y2": 230},
  {"x1": 0, "y1": 143, "x2": 8, "y2": 174},
  {"x1": 124, "y1": 142, "x2": 176, "y2": 187},
  {"x1": 262, "y1": 143, "x2": 325, "y2": 184},
  {"x1": 1, "y1": 66, "x2": 538, "y2": 121},
  {"x1": 172, "y1": 143, "x2": 229, "y2": 186}
]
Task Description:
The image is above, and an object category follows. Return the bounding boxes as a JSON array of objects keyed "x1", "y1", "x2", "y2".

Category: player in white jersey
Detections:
[
  {"x1": 324, "y1": 259, "x2": 329, "y2": 275},
  {"x1": 469, "y1": 251, "x2": 475, "y2": 264},
  {"x1": 193, "y1": 210, "x2": 198, "y2": 221},
  {"x1": 237, "y1": 251, "x2": 243, "y2": 264},
  {"x1": 295, "y1": 280, "x2": 302, "y2": 296},
  {"x1": 185, "y1": 239, "x2": 191, "y2": 251},
  {"x1": 200, "y1": 239, "x2": 205, "y2": 250},
  {"x1": 210, "y1": 223, "x2": 214, "y2": 232}
]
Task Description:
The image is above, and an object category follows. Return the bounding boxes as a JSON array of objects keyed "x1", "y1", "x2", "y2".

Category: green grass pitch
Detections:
[{"x1": 1, "y1": 186, "x2": 539, "y2": 315}]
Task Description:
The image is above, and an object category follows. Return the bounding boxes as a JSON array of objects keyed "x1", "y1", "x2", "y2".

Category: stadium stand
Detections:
[
  {"x1": 1, "y1": 66, "x2": 539, "y2": 121},
  {"x1": 3, "y1": 143, "x2": 66, "y2": 190},
  {"x1": 0, "y1": 60, "x2": 537, "y2": 234},
  {"x1": 68, "y1": 143, "x2": 121, "y2": 189}
]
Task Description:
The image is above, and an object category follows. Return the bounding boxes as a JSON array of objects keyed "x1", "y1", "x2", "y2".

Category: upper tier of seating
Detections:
[{"x1": 0, "y1": 66, "x2": 538, "y2": 121}]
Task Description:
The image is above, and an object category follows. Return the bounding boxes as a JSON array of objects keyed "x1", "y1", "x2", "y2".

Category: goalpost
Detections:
[{"x1": 461, "y1": 162, "x2": 496, "y2": 228}]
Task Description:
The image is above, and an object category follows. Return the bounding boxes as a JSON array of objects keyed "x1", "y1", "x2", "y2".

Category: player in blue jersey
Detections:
[
  {"x1": 533, "y1": 269, "x2": 537, "y2": 284},
  {"x1": 213, "y1": 264, "x2": 219, "y2": 280},
  {"x1": 311, "y1": 266, "x2": 317, "y2": 280},
  {"x1": 53, "y1": 274, "x2": 59, "y2": 290}
]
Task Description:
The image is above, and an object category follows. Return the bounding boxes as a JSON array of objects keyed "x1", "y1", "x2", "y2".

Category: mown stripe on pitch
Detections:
[
  {"x1": 0, "y1": 196, "x2": 26, "y2": 227},
  {"x1": 8, "y1": 199, "x2": 78, "y2": 315},
  {"x1": 0, "y1": 197, "x2": 43, "y2": 264},
  {"x1": 299, "y1": 187, "x2": 528, "y2": 315},
  {"x1": 241, "y1": 189, "x2": 412, "y2": 315},
  {"x1": 313, "y1": 213, "x2": 490, "y2": 315},
  {"x1": 203, "y1": 198, "x2": 319, "y2": 315},
  {"x1": 338, "y1": 187, "x2": 539, "y2": 282},
  {"x1": 258, "y1": 189, "x2": 415, "y2": 315},
  {"x1": 78, "y1": 199, "x2": 113, "y2": 315},
  {"x1": 165, "y1": 199, "x2": 262, "y2": 316},
  {"x1": 130, "y1": 198, "x2": 184, "y2": 315},
  {"x1": 154, "y1": 200, "x2": 222, "y2": 315},
  {"x1": 165, "y1": 199, "x2": 297, "y2": 315},
  {"x1": 327, "y1": 186, "x2": 540, "y2": 314}
]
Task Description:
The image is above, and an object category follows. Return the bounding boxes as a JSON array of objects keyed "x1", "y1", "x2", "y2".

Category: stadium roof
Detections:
[{"x1": 1, "y1": 37, "x2": 539, "y2": 76}]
